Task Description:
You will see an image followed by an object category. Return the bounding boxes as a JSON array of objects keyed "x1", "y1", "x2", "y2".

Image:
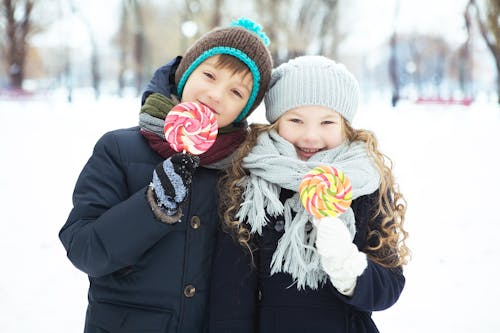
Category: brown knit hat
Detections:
[{"x1": 175, "y1": 17, "x2": 273, "y2": 123}]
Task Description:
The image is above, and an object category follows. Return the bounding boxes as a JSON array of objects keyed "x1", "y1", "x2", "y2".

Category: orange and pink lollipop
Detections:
[
  {"x1": 299, "y1": 166, "x2": 353, "y2": 219},
  {"x1": 164, "y1": 102, "x2": 218, "y2": 155}
]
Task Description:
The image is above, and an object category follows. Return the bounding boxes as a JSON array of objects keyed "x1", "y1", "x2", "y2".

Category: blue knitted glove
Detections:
[{"x1": 150, "y1": 153, "x2": 199, "y2": 216}]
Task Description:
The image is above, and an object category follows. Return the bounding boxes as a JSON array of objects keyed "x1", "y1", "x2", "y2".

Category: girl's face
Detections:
[
  {"x1": 276, "y1": 105, "x2": 345, "y2": 161},
  {"x1": 181, "y1": 55, "x2": 253, "y2": 128}
]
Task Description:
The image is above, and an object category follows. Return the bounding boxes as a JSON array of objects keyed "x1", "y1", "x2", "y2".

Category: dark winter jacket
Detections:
[
  {"x1": 209, "y1": 189, "x2": 405, "y2": 333},
  {"x1": 59, "y1": 58, "x2": 221, "y2": 333}
]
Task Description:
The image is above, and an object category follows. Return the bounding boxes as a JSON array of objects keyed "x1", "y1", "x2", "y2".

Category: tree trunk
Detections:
[
  {"x1": 69, "y1": 1, "x2": 101, "y2": 99},
  {"x1": 117, "y1": 0, "x2": 129, "y2": 97},
  {"x1": 471, "y1": 0, "x2": 500, "y2": 104},
  {"x1": 91, "y1": 48, "x2": 101, "y2": 99},
  {"x1": 459, "y1": 1, "x2": 474, "y2": 99},
  {"x1": 496, "y1": 55, "x2": 500, "y2": 104},
  {"x1": 389, "y1": 34, "x2": 399, "y2": 107},
  {"x1": 212, "y1": 0, "x2": 223, "y2": 28},
  {"x1": 389, "y1": 0, "x2": 400, "y2": 107},
  {"x1": 131, "y1": 0, "x2": 145, "y2": 96},
  {"x1": 317, "y1": 0, "x2": 339, "y2": 59},
  {"x1": 2, "y1": 0, "x2": 34, "y2": 90},
  {"x1": 256, "y1": 0, "x2": 281, "y2": 65}
]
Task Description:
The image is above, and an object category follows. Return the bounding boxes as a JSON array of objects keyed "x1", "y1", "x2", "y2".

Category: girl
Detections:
[{"x1": 209, "y1": 56, "x2": 410, "y2": 333}]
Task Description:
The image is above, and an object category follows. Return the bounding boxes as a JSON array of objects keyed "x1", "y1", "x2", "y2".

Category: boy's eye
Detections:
[
  {"x1": 204, "y1": 72, "x2": 215, "y2": 80},
  {"x1": 232, "y1": 89, "x2": 243, "y2": 98}
]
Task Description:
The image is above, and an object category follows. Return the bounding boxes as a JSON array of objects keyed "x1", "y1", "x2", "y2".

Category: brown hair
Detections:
[
  {"x1": 343, "y1": 120, "x2": 410, "y2": 268},
  {"x1": 218, "y1": 121, "x2": 410, "y2": 268},
  {"x1": 212, "y1": 54, "x2": 253, "y2": 80}
]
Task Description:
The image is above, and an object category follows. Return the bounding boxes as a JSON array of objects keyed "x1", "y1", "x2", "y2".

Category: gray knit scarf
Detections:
[{"x1": 237, "y1": 130, "x2": 380, "y2": 290}]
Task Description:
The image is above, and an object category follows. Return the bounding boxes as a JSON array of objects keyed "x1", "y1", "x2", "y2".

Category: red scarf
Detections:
[{"x1": 140, "y1": 128, "x2": 247, "y2": 166}]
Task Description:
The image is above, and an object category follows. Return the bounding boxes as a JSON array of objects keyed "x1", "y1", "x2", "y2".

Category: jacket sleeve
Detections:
[
  {"x1": 332, "y1": 190, "x2": 406, "y2": 311},
  {"x1": 208, "y1": 227, "x2": 258, "y2": 333},
  {"x1": 141, "y1": 56, "x2": 181, "y2": 104},
  {"x1": 59, "y1": 131, "x2": 172, "y2": 278},
  {"x1": 332, "y1": 262, "x2": 405, "y2": 312}
]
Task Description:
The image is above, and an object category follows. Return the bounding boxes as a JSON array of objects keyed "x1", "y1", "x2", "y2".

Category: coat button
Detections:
[
  {"x1": 190, "y1": 216, "x2": 200, "y2": 229},
  {"x1": 274, "y1": 220, "x2": 285, "y2": 232},
  {"x1": 184, "y1": 284, "x2": 196, "y2": 298}
]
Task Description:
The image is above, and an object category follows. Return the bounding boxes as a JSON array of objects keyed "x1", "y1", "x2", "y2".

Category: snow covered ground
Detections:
[{"x1": 0, "y1": 92, "x2": 499, "y2": 332}]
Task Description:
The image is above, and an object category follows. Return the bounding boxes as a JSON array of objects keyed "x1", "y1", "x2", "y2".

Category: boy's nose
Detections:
[{"x1": 208, "y1": 86, "x2": 223, "y2": 103}]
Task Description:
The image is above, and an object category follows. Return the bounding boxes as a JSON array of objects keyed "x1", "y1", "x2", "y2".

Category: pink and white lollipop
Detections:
[{"x1": 164, "y1": 102, "x2": 218, "y2": 155}]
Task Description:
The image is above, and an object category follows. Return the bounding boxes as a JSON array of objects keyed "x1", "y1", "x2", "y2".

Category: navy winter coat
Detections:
[
  {"x1": 209, "y1": 190, "x2": 405, "y2": 333},
  {"x1": 60, "y1": 58, "x2": 220, "y2": 333}
]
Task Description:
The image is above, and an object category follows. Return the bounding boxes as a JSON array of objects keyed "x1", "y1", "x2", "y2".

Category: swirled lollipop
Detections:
[
  {"x1": 299, "y1": 166, "x2": 353, "y2": 219},
  {"x1": 164, "y1": 102, "x2": 218, "y2": 155}
]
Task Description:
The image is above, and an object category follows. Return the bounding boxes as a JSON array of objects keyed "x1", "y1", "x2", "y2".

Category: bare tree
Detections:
[
  {"x1": 316, "y1": 0, "x2": 340, "y2": 59},
  {"x1": 117, "y1": 0, "x2": 129, "y2": 97},
  {"x1": 389, "y1": 0, "x2": 400, "y2": 106},
  {"x1": 179, "y1": 0, "x2": 201, "y2": 51},
  {"x1": 212, "y1": 0, "x2": 223, "y2": 27},
  {"x1": 116, "y1": 0, "x2": 147, "y2": 96},
  {"x1": 457, "y1": 0, "x2": 474, "y2": 99},
  {"x1": 432, "y1": 44, "x2": 447, "y2": 97},
  {"x1": 1, "y1": 0, "x2": 34, "y2": 90},
  {"x1": 131, "y1": 0, "x2": 145, "y2": 95},
  {"x1": 389, "y1": 34, "x2": 399, "y2": 106},
  {"x1": 289, "y1": 0, "x2": 341, "y2": 59},
  {"x1": 256, "y1": 0, "x2": 340, "y2": 65},
  {"x1": 69, "y1": 1, "x2": 101, "y2": 99},
  {"x1": 471, "y1": 0, "x2": 500, "y2": 103},
  {"x1": 255, "y1": 0, "x2": 282, "y2": 64},
  {"x1": 56, "y1": 5, "x2": 72, "y2": 102},
  {"x1": 408, "y1": 36, "x2": 424, "y2": 95}
]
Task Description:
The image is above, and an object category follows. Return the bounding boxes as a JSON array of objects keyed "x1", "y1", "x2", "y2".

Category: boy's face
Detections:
[
  {"x1": 181, "y1": 55, "x2": 253, "y2": 127},
  {"x1": 276, "y1": 105, "x2": 345, "y2": 161}
]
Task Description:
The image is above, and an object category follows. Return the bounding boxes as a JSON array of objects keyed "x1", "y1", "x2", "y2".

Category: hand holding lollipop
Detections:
[
  {"x1": 300, "y1": 166, "x2": 367, "y2": 295},
  {"x1": 149, "y1": 102, "x2": 218, "y2": 222}
]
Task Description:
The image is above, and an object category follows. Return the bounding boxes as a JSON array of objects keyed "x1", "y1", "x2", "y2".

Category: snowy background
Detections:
[{"x1": 0, "y1": 91, "x2": 499, "y2": 332}]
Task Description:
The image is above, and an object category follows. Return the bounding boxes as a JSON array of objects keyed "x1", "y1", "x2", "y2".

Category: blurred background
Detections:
[{"x1": 0, "y1": 0, "x2": 499, "y2": 106}]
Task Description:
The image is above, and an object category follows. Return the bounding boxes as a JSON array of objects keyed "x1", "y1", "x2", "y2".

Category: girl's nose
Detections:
[{"x1": 302, "y1": 127, "x2": 321, "y2": 143}]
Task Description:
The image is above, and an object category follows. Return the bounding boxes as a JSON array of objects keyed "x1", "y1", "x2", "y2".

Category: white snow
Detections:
[{"x1": 0, "y1": 92, "x2": 499, "y2": 332}]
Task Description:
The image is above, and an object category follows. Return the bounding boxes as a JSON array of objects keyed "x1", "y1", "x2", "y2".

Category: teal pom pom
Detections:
[{"x1": 230, "y1": 17, "x2": 270, "y2": 46}]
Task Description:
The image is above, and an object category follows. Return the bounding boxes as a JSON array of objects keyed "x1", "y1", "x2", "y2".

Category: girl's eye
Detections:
[
  {"x1": 204, "y1": 72, "x2": 215, "y2": 80},
  {"x1": 322, "y1": 120, "x2": 335, "y2": 125},
  {"x1": 289, "y1": 118, "x2": 302, "y2": 124}
]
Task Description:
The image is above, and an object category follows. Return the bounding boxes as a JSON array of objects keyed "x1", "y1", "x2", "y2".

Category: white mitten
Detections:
[{"x1": 314, "y1": 217, "x2": 368, "y2": 295}]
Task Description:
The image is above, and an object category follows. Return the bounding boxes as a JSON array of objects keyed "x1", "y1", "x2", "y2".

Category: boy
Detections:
[{"x1": 59, "y1": 17, "x2": 272, "y2": 332}]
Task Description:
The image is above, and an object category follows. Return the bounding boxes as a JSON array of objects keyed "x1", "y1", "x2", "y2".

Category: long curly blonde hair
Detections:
[{"x1": 218, "y1": 120, "x2": 410, "y2": 268}]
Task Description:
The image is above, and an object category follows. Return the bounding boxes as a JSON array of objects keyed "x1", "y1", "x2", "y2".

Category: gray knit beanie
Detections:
[{"x1": 265, "y1": 56, "x2": 360, "y2": 124}]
